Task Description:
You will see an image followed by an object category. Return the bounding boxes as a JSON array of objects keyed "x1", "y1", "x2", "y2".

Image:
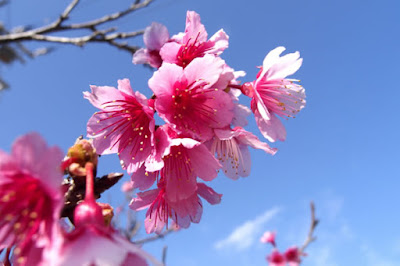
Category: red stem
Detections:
[
  {"x1": 85, "y1": 162, "x2": 95, "y2": 202},
  {"x1": 228, "y1": 83, "x2": 242, "y2": 90}
]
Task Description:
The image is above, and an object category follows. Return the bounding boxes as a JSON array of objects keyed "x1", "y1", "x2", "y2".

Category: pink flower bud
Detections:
[{"x1": 260, "y1": 231, "x2": 276, "y2": 247}]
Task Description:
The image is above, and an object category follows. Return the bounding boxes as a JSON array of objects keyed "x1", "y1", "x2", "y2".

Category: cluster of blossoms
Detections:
[
  {"x1": 85, "y1": 10, "x2": 306, "y2": 234},
  {"x1": 260, "y1": 231, "x2": 304, "y2": 266},
  {"x1": 0, "y1": 10, "x2": 306, "y2": 266}
]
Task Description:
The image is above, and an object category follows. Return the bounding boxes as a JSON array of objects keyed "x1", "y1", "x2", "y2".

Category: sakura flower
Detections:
[
  {"x1": 149, "y1": 54, "x2": 234, "y2": 141},
  {"x1": 161, "y1": 136, "x2": 221, "y2": 201},
  {"x1": 0, "y1": 133, "x2": 64, "y2": 264},
  {"x1": 284, "y1": 246, "x2": 301, "y2": 266},
  {"x1": 260, "y1": 231, "x2": 276, "y2": 247},
  {"x1": 160, "y1": 10, "x2": 229, "y2": 67},
  {"x1": 210, "y1": 127, "x2": 277, "y2": 180},
  {"x1": 267, "y1": 249, "x2": 286, "y2": 266},
  {"x1": 242, "y1": 46, "x2": 306, "y2": 142},
  {"x1": 132, "y1": 132, "x2": 221, "y2": 202},
  {"x1": 132, "y1": 22, "x2": 170, "y2": 68},
  {"x1": 42, "y1": 163, "x2": 161, "y2": 266},
  {"x1": 130, "y1": 181, "x2": 222, "y2": 234},
  {"x1": 84, "y1": 78, "x2": 155, "y2": 174}
]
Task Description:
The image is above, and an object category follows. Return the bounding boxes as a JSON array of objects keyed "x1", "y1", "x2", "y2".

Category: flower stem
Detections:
[{"x1": 85, "y1": 162, "x2": 95, "y2": 202}]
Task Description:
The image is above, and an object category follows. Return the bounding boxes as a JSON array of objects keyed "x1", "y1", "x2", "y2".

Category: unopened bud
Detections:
[{"x1": 64, "y1": 138, "x2": 98, "y2": 177}]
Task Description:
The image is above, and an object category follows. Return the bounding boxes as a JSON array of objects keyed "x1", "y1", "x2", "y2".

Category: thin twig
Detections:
[
  {"x1": 54, "y1": 0, "x2": 80, "y2": 28},
  {"x1": 299, "y1": 201, "x2": 319, "y2": 254},
  {"x1": 162, "y1": 245, "x2": 168, "y2": 264},
  {"x1": 0, "y1": 0, "x2": 153, "y2": 54},
  {"x1": 133, "y1": 228, "x2": 175, "y2": 245},
  {"x1": 66, "y1": 0, "x2": 153, "y2": 29}
]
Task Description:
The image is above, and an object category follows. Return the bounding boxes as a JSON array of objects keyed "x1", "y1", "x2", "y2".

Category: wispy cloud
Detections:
[{"x1": 214, "y1": 207, "x2": 281, "y2": 251}]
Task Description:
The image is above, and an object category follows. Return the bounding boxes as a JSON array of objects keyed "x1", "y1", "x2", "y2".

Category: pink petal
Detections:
[
  {"x1": 259, "y1": 46, "x2": 286, "y2": 80},
  {"x1": 83, "y1": 85, "x2": 125, "y2": 110},
  {"x1": 12, "y1": 132, "x2": 64, "y2": 190},
  {"x1": 132, "y1": 48, "x2": 150, "y2": 64},
  {"x1": 183, "y1": 11, "x2": 207, "y2": 44},
  {"x1": 267, "y1": 52, "x2": 302, "y2": 80},
  {"x1": 255, "y1": 111, "x2": 287, "y2": 142},
  {"x1": 144, "y1": 22, "x2": 169, "y2": 51},
  {"x1": 131, "y1": 165, "x2": 157, "y2": 191},
  {"x1": 236, "y1": 127, "x2": 278, "y2": 155},
  {"x1": 197, "y1": 182, "x2": 222, "y2": 205},
  {"x1": 148, "y1": 62, "x2": 183, "y2": 97},
  {"x1": 159, "y1": 42, "x2": 181, "y2": 64},
  {"x1": 117, "y1": 79, "x2": 135, "y2": 97},
  {"x1": 208, "y1": 29, "x2": 229, "y2": 55},
  {"x1": 184, "y1": 55, "x2": 224, "y2": 89},
  {"x1": 189, "y1": 144, "x2": 221, "y2": 181},
  {"x1": 130, "y1": 189, "x2": 159, "y2": 211}
]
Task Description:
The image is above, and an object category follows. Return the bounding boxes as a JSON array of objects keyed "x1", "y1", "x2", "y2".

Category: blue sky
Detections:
[{"x1": 1, "y1": 0, "x2": 400, "y2": 265}]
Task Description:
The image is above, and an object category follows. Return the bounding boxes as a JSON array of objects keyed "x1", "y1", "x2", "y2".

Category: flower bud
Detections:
[{"x1": 64, "y1": 138, "x2": 98, "y2": 177}]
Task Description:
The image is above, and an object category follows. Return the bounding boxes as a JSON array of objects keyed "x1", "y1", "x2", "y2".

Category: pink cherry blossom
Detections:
[
  {"x1": 267, "y1": 249, "x2": 286, "y2": 266},
  {"x1": 162, "y1": 136, "x2": 221, "y2": 201},
  {"x1": 260, "y1": 231, "x2": 276, "y2": 247},
  {"x1": 84, "y1": 78, "x2": 155, "y2": 174},
  {"x1": 242, "y1": 46, "x2": 306, "y2": 142},
  {"x1": 0, "y1": 133, "x2": 64, "y2": 264},
  {"x1": 160, "y1": 11, "x2": 229, "y2": 67},
  {"x1": 132, "y1": 22, "x2": 170, "y2": 68},
  {"x1": 149, "y1": 55, "x2": 234, "y2": 141},
  {"x1": 131, "y1": 132, "x2": 221, "y2": 202},
  {"x1": 130, "y1": 181, "x2": 222, "y2": 234},
  {"x1": 284, "y1": 246, "x2": 301, "y2": 266},
  {"x1": 210, "y1": 127, "x2": 277, "y2": 180}
]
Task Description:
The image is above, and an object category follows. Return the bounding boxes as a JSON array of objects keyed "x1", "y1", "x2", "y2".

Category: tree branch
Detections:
[
  {"x1": 0, "y1": 0, "x2": 153, "y2": 53},
  {"x1": 133, "y1": 228, "x2": 175, "y2": 245},
  {"x1": 299, "y1": 201, "x2": 319, "y2": 254}
]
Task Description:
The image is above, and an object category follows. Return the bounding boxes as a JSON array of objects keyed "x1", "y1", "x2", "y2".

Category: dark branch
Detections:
[
  {"x1": 0, "y1": 0, "x2": 153, "y2": 53},
  {"x1": 61, "y1": 172, "x2": 124, "y2": 222}
]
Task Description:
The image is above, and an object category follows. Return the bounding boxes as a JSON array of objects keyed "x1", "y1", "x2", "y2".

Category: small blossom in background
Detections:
[
  {"x1": 267, "y1": 249, "x2": 286, "y2": 266},
  {"x1": 284, "y1": 247, "x2": 302, "y2": 266},
  {"x1": 260, "y1": 231, "x2": 276, "y2": 247}
]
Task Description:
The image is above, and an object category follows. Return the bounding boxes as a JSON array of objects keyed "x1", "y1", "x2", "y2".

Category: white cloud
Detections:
[{"x1": 213, "y1": 207, "x2": 280, "y2": 251}]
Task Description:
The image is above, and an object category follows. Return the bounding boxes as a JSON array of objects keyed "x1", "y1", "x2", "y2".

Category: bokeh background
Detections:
[{"x1": 1, "y1": 0, "x2": 399, "y2": 265}]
